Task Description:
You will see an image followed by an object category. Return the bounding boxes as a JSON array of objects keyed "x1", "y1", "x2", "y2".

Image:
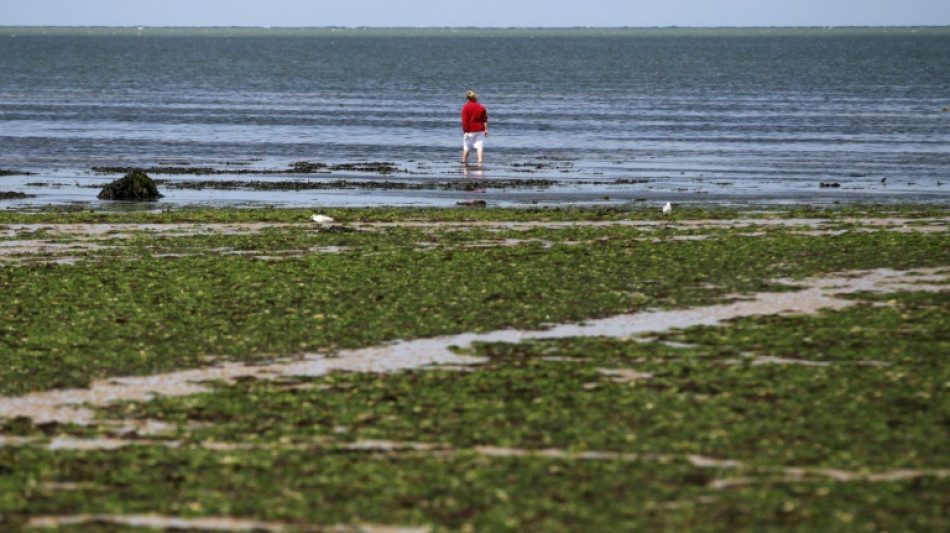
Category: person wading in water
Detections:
[{"x1": 461, "y1": 90, "x2": 488, "y2": 165}]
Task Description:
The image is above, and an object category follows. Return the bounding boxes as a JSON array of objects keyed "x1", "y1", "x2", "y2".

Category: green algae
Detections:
[
  {"x1": 2, "y1": 220, "x2": 947, "y2": 396},
  {"x1": 1, "y1": 206, "x2": 948, "y2": 532},
  {"x1": 1, "y1": 203, "x2": 948, "y2": 224},
  {"x1": 97, "y1": 291, "x2": 949, "y2": 469}
]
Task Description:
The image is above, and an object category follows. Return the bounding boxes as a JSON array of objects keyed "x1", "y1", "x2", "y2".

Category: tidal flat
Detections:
[{"x1": 0, "y1": 205, "x2": 948, "y2": 532}]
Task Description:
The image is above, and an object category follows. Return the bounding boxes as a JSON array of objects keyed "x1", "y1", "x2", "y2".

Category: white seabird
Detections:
[
  {"x1": 662, "y1": 202, "x2": 672, "y2": 214},
  {"x1": 311, "y1": 214, "x2": 334, "y2": 224}
]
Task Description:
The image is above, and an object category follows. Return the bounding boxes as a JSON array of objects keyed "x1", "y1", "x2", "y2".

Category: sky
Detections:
[{"x1": 2, "y1": 0, "x2": 949, "y2": 28}]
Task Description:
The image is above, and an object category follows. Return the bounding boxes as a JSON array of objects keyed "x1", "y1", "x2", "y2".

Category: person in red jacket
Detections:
[{"x1": 461, "y1": 90, "x2": 489, "y2": 165}]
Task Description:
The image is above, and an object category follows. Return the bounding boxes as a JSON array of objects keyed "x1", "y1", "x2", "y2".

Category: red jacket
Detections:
[{"x1": 462, "y1": 101, "x2": 488, "y2": 133}]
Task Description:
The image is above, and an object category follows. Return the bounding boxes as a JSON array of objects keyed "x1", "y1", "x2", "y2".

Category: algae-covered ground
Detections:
[{"x1": 0, "y1": 205, "x2": 948, "y2": 532}]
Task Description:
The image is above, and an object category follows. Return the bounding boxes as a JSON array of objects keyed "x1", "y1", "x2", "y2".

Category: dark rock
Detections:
[{"x1": 98, "y1": 170, "x2": 163, "y2": 201}]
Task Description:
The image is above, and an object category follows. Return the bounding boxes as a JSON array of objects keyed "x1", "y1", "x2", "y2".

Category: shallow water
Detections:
[{"x1": 1, "y1": 27, "x2": 949, "y2": 208}]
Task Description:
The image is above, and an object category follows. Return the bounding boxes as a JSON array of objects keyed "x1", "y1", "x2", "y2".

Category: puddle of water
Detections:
[
  {"x1": 709, "y1": 467, "x2": 950, "y2": 489},
  {"x1": 733, "y1": 355, "x2": 832, "y2": 367},
  {"x1": 721, "y1": 354, "x2": 892, "y2": 367},
  {"x1": 597, "y1": 368, "x2": 655, "y2": 382},
  {"x1": 26, "y1": 514, "x2": 429, "y2": 533},
  {"x1": 0, "y1": 240, "x2": 108, "y2": 255},
  {"x1": 3, "y1": 223, "x2": 298, "y2": 238},
  {"x1": 692, "y1": 457, "x2": 950, "y2": 487}
]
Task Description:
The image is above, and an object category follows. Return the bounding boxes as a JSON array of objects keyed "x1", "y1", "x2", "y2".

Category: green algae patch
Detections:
[
  {"x1": 3, "y1": 446, "x2": 948, "y2": 533},
  {"x1": 2, "y1": 221, "x2": 948, "y2": 396},
  {"x1": 1, "y1": 207, "x2": 949, "y2": 532},
  {"x1": 100, "y1": 290, "x2": 949, "y2": 470}
]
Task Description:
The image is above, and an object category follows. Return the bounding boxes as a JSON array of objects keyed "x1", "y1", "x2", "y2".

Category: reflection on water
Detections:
[{"x1": 463, "y1": 166, "x2": 484, "y2": 180}]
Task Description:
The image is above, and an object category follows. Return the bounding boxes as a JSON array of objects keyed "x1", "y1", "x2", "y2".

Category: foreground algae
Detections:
[{"x1": 0, "y1": 205, "x2": 948, "y2": 532}]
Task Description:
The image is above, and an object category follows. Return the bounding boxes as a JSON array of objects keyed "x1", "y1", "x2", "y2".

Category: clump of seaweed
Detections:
[{"x1": 97, "y1": 170, "x2": 163, "y2": 201}]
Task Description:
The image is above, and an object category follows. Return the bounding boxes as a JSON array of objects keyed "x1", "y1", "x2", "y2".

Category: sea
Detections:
[{"x1": 1, "y1": 26, "x2": 948, "y2": 209}]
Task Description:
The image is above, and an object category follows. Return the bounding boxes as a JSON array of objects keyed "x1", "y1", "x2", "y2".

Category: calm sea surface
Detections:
[{"x1": 1, "y1": 27, "x2": 948, "y2": 208}]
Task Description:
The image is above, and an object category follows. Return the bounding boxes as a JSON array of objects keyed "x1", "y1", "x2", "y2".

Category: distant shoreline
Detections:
[{"x1": 3, "y1": 25, "x2": 949, "y2": 38}]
